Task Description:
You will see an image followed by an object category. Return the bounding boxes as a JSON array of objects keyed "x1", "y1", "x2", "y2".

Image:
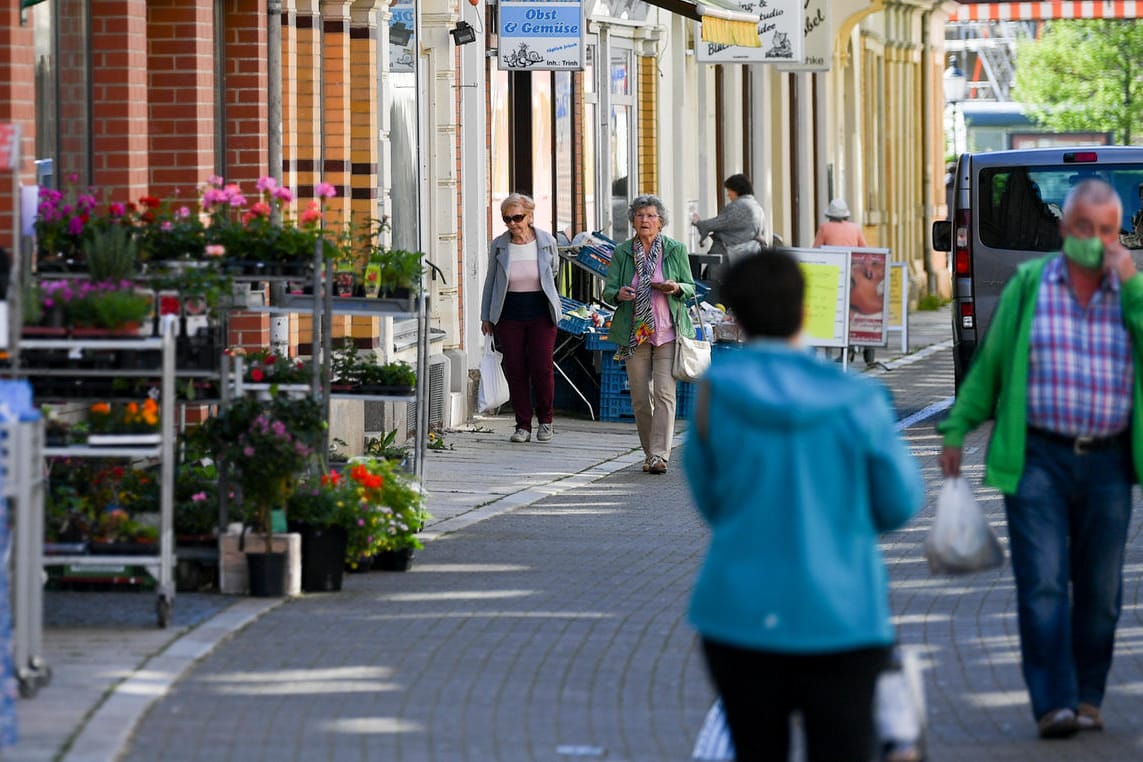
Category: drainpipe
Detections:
[
  {"x1": 267, "y1": 0, "x2": 290, "y2": 356},
  {"x1": 921, "y1": 7, "x2": 936, "y2": 297}
]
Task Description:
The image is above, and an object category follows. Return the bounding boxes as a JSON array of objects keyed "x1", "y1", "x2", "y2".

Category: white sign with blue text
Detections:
[
  {"x1": 696, "y1": 0, "x2": 803, "y2": 65},
  {"x1": 498, "y1": 0, "x2": 584, "y2": 71}
]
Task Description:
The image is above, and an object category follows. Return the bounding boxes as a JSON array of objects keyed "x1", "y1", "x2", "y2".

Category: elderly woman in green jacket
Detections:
[{"x1": 602, "y1": 194, "x2": 696, "y2": 475}]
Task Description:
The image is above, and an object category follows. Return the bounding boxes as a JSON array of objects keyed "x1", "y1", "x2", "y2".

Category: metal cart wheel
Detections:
[{"x1": 157, "y1": 595, "x2": 172, "y2": 628}]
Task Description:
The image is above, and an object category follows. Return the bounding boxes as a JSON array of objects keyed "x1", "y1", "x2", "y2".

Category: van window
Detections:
[{"x1": 978, "y1": 164, "x2": 1143, "y2": 251}]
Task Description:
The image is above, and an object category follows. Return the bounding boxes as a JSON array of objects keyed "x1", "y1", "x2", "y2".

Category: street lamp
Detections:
[{"x1": 943, "y1": 56, "x2": 968, "y2": 156}]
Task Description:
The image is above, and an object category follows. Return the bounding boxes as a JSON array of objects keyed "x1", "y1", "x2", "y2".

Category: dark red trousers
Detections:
[{"x1": 494, "y1": 316, "x2": 557, "y2": 431}]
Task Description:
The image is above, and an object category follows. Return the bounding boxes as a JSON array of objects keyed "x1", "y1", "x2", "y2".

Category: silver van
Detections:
[{"x1": 932, "y1": 146, "x2": 1143, "y2": 386}]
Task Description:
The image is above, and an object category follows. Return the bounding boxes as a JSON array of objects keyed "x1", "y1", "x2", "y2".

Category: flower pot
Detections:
[
  {"x1": 372, "y1": 547, "x2": 414, "y2": 572},
  {"x1": 246, "y1": 551, "x2": 288, "y2": 597},
  {"x1": 294, "y1": 523, "x2": 348, "y2": 592},
  {"x1": 334, "y1": 271, "x2": 357, "y2": 297}
]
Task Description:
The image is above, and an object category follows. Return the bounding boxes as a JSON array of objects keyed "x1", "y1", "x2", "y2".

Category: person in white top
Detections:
[{"x1": 479, "y1": 193, "x2": 563, "y2": 443}]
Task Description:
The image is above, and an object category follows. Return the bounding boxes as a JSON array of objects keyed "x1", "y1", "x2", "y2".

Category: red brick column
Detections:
[
  {"x1": 223, "y1": 0, "x2": 269, "y2": 186},
  {"x1": 147, "y1": 0, "x2": 217, "y2": 199},
  {"x1": 91, "y1": 0, "x2": 150, "y2": 200},
  {"x1": 0, "y1": 5, "x2": 34, "y2": 253}
]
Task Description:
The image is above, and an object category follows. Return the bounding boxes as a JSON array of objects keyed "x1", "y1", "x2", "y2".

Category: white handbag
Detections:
[{"x1": 673, "y1": 300, "x2": 711, "y2": 383}]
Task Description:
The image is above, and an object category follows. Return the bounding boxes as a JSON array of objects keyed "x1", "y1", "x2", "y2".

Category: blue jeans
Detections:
[{"x1": 1004, "y1": 430, "x2": 1133, "y2": 720}]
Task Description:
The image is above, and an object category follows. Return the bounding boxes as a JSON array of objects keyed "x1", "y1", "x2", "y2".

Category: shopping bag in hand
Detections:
[
  {"x1": 924, "y1": 476, "x2": 1005, "y2": 574},
  {"x1": 477, "y1": 336, "x2": 511, "y2": 413}
]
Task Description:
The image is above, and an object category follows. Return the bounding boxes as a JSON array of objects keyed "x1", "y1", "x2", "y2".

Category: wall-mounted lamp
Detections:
[
  {"x1": 389, "y1": 22, "x2": 412, "y2": 46},
  {"x1": 450, "y1": 20, "x2": 477, "y2": 46}
]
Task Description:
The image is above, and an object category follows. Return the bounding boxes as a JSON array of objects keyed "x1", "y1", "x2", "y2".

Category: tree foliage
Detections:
[{"x1": 1013, "y1": 20, "x2": 1143, "y2": 145}]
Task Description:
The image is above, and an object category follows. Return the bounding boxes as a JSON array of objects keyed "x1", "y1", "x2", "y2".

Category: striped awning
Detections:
[
  {"x1": 955, "y1": 1, "x2": 1143, "y2": 22},
  {"x1": 643, "y1": 0, "x2": 761, "y2": 47}
]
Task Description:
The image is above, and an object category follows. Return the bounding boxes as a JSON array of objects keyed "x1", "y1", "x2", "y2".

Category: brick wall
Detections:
[
  {"x1": 0, "y1": 5, "x2": 35, "y2": 253},
  {"x1": 91, "y1": 0, "x2": 150, "y2": 199},
  {"x1": 147, "y1": 0, "x2": 217, "y2": 198},
  {"x1": 223, "y1": 0, "x2": 269, "y2": 187}
]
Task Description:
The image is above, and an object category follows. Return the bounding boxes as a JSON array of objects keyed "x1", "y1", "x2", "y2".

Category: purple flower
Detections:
[
  {"x1": 67, "y1": 217, "x2": 85, "y2": 236},
  {"x1": 316, "y1": 182, "x2": 337, "y2": 199}
]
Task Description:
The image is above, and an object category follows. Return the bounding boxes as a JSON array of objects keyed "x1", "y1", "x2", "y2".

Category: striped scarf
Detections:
[{"x1": 615, "y1": 236, "x2": 662, "y2": 362}]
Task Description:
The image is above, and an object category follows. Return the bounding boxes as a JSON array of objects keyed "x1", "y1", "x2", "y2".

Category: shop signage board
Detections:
[
  {"x1": 776, "y1": 0, "x2": 830, "y2": 71},
  {"x1": 790, "y1": 247, "x2": 849, "y2": 348},
  {"x1": 696, "y1": 0, "x2": 803, "y2": 64},
  {"x1": 498, "y1": 0, "x2": 585, "y2": 71},
  {"x1": 389, "y1": 0, "x2": 415, "y2": 74},
  {"x1": 886, "y1": 261, "x2": 909, "y2": 353}
]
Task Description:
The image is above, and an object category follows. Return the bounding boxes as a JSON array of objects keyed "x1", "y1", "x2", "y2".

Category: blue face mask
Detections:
[{"x1": 1062, "y1": 235, "x2": 1104, "y2": 270}]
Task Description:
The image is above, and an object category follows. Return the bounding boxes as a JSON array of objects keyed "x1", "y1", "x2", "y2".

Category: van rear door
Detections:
[{"x1": 937, "y1": 146, "x2": 1143, "y2": 386}]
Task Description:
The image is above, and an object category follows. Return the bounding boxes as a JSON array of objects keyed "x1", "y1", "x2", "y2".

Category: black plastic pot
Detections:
[
  {"x1": 291, "y1": 522, "x2": 348, "y2": 592},
  {"x1": 246, "y1": 551, "x2": 287, "y2": 597}
]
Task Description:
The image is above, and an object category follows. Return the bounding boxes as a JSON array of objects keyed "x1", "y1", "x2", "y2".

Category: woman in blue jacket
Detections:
[{"x1": 684, "y1": 251, "x2": 924, "y2": 761}]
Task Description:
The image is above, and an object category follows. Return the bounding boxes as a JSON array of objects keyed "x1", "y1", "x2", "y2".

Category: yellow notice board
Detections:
[
  {"x1": 887, "y1": 262, "x2": 904, "y2": 328},
  {"x1": 792, "y1": 248, "x2": 850, "y2": 348}
]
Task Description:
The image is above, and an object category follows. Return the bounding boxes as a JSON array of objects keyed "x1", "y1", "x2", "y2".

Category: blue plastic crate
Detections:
[
  {"x1": 558, "y1": 296, "x2": 593, "y2": 334},
  {"x1": 585, "y1": 332, "x2": 619, "y2": 352},
  {"x1": 576, "y1": 246, "x2": 612, "y2": 277},
  {"x1": 599, "y1": 363, "x2": 629, "y2": 394},
  {"x1": 598, "y1": 383, "x2": 694, "y2": 422}
]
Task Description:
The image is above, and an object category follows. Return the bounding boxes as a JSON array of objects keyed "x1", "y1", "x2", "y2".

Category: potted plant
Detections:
[
  {"x1": 85, "y1": 398, "x2": 161, "y2": 446},
  {"x1": 66, "y1": 279, "x2": 152, "y2": 334},
  {"x1": 286, "y1": 476, "x2": 351, "y2": 592},
  {"x1": 193, "y1": 392, "x2": 326, "y2": 595},
  {"x1": 83, "y1": 223, "x2": 139, "y2": 282},
  {"x1": 335, "y1": 457, "x2": 429, "y2": 572}
]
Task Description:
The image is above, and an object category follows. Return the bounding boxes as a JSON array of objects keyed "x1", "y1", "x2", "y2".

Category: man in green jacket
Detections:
[{"x1": 939, "y1": 179, "x2": 1143, "y2": 740}]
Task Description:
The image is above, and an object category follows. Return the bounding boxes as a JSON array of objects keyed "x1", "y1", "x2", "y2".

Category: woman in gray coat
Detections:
[
  {"x1": 480, "y1": 193, "x2": 563, "y2": 443},
  {"x1": 691, "y1": 174, "x2": 769, "y2": 270}
]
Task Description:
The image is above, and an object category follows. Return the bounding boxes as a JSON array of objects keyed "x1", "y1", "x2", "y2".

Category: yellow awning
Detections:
[{"x1": 641, "y1": 0, "x2": 761, "y2": 48}]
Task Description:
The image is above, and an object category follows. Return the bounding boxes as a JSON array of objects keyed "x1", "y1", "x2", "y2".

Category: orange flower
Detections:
[{"x1": 90, "y1": 402, "x2": 111, "y2": 415}]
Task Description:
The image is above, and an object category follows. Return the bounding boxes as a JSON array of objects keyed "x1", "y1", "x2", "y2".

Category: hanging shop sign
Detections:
[
  {"x1": 498, "y1": 0, "x2": 585, "y2": 71},
  {"x1": 389, "y1": 0, "x2": 416, "y2": 74},
  {"x1": 776, "y1": 0, "x2": 830, "y2": 72},
  {"x1": 696, "y1": 0, "x2": 803, "y2": 64}
]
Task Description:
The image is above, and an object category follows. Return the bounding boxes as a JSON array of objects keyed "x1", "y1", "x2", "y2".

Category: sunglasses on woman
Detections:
[{"x1": 503, "y1": 213, "x2": 527, "y2": 224}]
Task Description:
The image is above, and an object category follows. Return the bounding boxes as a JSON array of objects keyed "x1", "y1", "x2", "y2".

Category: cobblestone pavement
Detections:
[{"x1": 118, "y1": 338, "x2": 1143, "y2": 761}]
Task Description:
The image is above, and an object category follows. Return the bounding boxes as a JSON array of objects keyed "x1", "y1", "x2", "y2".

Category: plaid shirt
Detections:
[{"x1": 1027, "y1": 256, "x2": 1134, "y2": 437}]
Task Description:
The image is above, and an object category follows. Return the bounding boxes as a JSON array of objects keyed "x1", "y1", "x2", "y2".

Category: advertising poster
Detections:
[
  {"x1": 696, "y1": 0, "x2": 803, "y2": 65},
  {"x1": 389, "y1": 0, "x2": 415, "y2": 73},
  {"x1": 846, "y1": 248, "x2": 891, "y2": 347},
  {"x1": 791, "y1": 247, "x2": 849, "y2": 348},
  {"x1": 498, "y1": 0, "x2": 584, "y2": 71}
]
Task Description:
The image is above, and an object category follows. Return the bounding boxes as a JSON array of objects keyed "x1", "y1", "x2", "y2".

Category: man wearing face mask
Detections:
[{"x1": 938, "y1": 179, "x2": 1143, "y2": 741}]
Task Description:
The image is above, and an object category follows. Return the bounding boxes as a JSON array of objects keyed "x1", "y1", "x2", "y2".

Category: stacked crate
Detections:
[{"x1": 585, "y1": 333, "x2": 695, "y2": 422}]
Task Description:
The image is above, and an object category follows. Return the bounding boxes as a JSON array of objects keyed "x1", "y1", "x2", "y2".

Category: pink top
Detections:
[
  {"x1": 507, "y1": 240, "x2": 542, "y2": 291},
  {"x1": 632, "y1": 252, "x2": 676, "y2": 346},
  {"x1": 812, "y1": 220, "x2": 868, "y2": 248}
]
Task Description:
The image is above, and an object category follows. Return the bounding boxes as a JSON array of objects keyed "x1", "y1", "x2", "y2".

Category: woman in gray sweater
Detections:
[{"x1": 691, "y1": 174, "x2": 769, "y2": 270}]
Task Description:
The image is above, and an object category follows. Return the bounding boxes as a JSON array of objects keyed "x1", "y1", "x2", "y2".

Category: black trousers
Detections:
[{"x1": 702, "y1": 638, "x2": 890, "y2": 762}]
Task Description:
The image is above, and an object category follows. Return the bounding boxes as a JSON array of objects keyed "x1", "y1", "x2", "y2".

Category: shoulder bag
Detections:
[{"x1": 672, "y1": 298, "x2": 711, "y2": 383}]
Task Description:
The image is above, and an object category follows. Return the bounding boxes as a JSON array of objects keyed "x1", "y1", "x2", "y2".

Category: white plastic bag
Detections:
[
  {"x1": 477, "y1": 336, "x2": 511, "y2": 413},
  {"x1": 924, "y1": 476, "x2": 1005, "y2": 575}
]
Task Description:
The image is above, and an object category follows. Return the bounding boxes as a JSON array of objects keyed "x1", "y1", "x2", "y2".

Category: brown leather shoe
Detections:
[
  {"x1": 1076, "y1": 703, "x2": 1103, "y2": 731},
  {"x1": 1037, "y1": 708, "x2": 1078, "y2": 739}
]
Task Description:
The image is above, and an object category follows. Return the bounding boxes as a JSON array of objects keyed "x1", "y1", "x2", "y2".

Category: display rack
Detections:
[
  {"x1": 14, "y1": 320, "x2": 178, "y2": 628},
  {"x1": 238, "y1": 256, "x2": 427, "y2": 477}
]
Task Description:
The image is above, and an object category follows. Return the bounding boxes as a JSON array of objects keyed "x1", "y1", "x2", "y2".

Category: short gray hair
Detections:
[
  {"x1": 501, "y1": 193, "x2": 536, "y2": 215},
  {"x1": 627, "y1": 195, "x2": 669, "y2": 226},
  {"x1": 1063, "y1": 178, "x2": 1122, "y2": 222}
]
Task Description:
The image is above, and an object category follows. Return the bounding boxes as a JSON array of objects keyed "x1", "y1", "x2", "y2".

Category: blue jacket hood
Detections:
[{"x1": 706, "y1": 340, "x2": 873, "y2": 428}]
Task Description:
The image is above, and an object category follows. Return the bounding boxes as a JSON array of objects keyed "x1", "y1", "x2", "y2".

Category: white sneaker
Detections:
[
  {"x1": 536, "y1": 423, "x2": 554, "y2": 442},
  {"x1": 510, "y1": 428, "x2": 530, "y2": 443}
]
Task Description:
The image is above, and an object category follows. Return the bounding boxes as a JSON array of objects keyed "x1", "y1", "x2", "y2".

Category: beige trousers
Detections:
[{"x1": 625, "y1": 340, "x2": 677, "y2": 461}]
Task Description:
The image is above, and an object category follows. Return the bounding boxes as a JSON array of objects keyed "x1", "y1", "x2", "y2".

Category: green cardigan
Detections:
[
  {"x1": 602, "y1": 235, "x2": 697, "y2": 347},
  {"x1": 939, "y1": 254, "x2": 1143, "y2": 493}
]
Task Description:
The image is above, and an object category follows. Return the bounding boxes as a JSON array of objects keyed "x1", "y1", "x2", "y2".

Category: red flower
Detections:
[
  {"x1": 264, "y1": 354, "x2": 278, "y2": 365},
  {"x1": 251, "y1": 368, "x2": 265, "y2": 382},
  {"x1": 159, "y1": 295, "x2": 180, "y2": 315}
]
